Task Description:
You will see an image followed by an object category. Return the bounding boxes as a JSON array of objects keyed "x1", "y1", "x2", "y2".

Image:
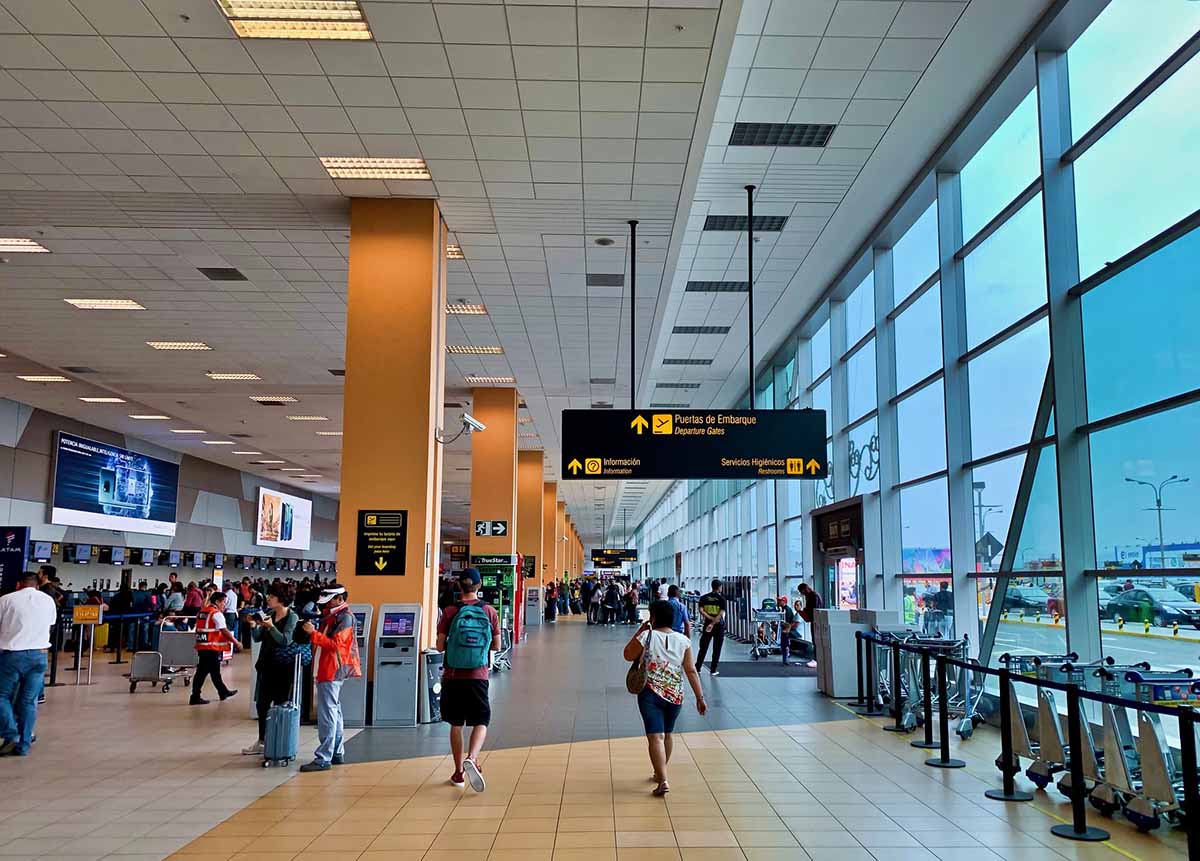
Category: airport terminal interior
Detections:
[{"x1": 0, "y1": 0, "x2": 1198, "y2": 859}]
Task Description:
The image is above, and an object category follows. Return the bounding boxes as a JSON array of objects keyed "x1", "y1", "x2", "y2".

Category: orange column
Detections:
[
  {"x1": 556, "y1": 501, "x2": 567, "y2": 581},
  {"x1": 336, "y1": 198, "x2": 446, "y2": 651},
  {"x1": 515, "y1": 449, "x2": 543, "y2": 638},
  {"x1": 468, "y1": 387, "x2": 518, "y2": 557},
  {"x1": 541, "y1": 482, "x2": 557, "y2": 590}
]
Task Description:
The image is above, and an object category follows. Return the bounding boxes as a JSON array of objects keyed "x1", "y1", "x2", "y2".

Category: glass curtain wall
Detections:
[{"x1": 632, "y1": 0, "x2": 1200, "y2": 670}]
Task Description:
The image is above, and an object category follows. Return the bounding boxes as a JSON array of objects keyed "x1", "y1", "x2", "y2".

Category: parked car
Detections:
[
  {"x1": 1002, "y1": 585, "x2": 1051, "y2": 613},
  {"x1": 1103, "y1": 587, "x2": 1200, "y2": 628}
]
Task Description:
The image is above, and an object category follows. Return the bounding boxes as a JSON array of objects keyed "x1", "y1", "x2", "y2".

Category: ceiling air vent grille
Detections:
[
  {"x1": 328, "y1": 369, "x2": 345, "y2": 377},
  {"x1": 663, "y1": 358, "x2": 712, "y2": 366},
  {"x1": 198, "y1": 267, "x2": 247, "y2": 281},
  {"x1": 61, "y1": 366, "x2": 98, "y2": 374},
  {"x1": 729, "y1": 122, "x2": 835, "y2": 147},
  {"x1": 656, "y1": 382, "x2": 701, "y2": 389},
  {"x1": 685, "y1": 281, "x2": 748, "y2": 293},
  {"x1": 586, "y1": 273, "x2": 624, "y2": 287},
  {"x1": 590, "y1": 377, "x2": 616, "y2": 385},
  {"x1": 673, "y1": 325, "x2": 730, "y2": 335},
  {"x1": 703, "y1": 215, "x2": 787, "y2": 232}
]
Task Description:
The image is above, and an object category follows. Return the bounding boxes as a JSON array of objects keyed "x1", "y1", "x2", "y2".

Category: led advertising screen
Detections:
[
  {"x1": 255, "y1": 488, "x2": 312, "y2": 551},
  {"x1": 51, "y1": 432, "x2": 180, "y2": 536}
]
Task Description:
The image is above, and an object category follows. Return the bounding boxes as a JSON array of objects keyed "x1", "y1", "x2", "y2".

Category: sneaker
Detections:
[
  {"x1": 806, "y1": 660, "x2": 817, "y2": 668},
  {"x1": 462, "y1": 757, "x2": 486, "y2": 793},
  {"x1": 450, "y1": 770, "x2": 465, "y2": 787},
  {"x1": 299, "y1": 760, "x2": 331, "y2": 773},
  {"x1": 241, "y1": 741, "x2": 264, "y2": 756},
  {"x1": 0, "y1": 740, "x2": 15, "y2": 756},
  {"x1": 219, "y1": 689, "x2": 238, "y2": 701},
  {"x1": 332, "y1": 754, "x2": 344, "y2": 765},
  {"x1": 709, "y1": 668, "x2": 720, "y2": 676},
  {"x1": 189, "y1": 697, "x2": 210, "y2": 705}
]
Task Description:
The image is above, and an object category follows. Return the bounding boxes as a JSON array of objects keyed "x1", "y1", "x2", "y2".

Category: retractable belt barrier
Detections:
[{"x1": 854, "y1": 630, "x2": 1200, "y2": 852}]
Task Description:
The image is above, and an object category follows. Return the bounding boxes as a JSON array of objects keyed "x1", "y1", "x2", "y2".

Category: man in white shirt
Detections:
[{"x1": 0, "y1": 572, "x2": 58, "y2": 756}]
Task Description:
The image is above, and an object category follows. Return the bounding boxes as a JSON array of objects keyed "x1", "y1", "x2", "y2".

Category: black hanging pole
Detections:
[
  {"x1": 628, "y1": 219, "x2": 638, "y2": 410},
  {"x1": 745, "y1": 185, "x2": 756, "y2": 403}
]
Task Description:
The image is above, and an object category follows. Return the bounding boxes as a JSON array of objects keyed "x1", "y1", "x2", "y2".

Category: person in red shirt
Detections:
[
  {"x1": 298, "y1": 586, "x2": 361, "y2": 772},
  {"x1": 436, "y1": 568, "x2": 500, "y2": 792}
]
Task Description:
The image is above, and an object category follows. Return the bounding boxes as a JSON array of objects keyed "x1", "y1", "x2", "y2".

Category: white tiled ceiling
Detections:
[{"x1": 0, "y1": 0, "x2": 736, "y2": 542}]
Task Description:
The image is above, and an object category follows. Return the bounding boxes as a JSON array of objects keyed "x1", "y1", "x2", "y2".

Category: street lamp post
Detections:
[{"x1": 1125, "y1": 475, "x2": 1190, "y2": 579}]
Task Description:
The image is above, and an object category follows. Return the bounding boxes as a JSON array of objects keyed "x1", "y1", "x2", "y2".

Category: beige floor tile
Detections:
[
  {"x1": 496, "y1": 832, "x2": 557, "y2": 849},
  {"x1": 555, "y1": 832, "x2": 616, "y2": 849},
  {"x1": 428, "y1": 832, "x2": 495, "y2": 851},
  {"x1": 365, "y1": 833, "x2": 435, "y2": 852},
  {"x1": 500, "y1": 817, "x2": 559, "y2": 834},
  {"x1": 732, "y1": 831, "x2": 800, "y2": 848},
  {"x1": 677, "y1": 850, "x2": 747, "y2": 861},
  {"x1": 616, "y1": 831, "x2": 677, "y2": 848},
  {"x1": 617, "y1": 850, "x2": 681, "y2": 861},
  {"x1": 673, "y1": 831, "x2": 740, "y2": 849},
  {"x1": 356, "y1": 853, "x2": 424, "y2": 861},
  {"x1": 490, "y1": 850, "x2": 554, "y2": 861},
  {"x1": 559, "y1": 818, "x2": 615, "y2": 832},
  {"x1": 551, "y1": 850, "x2": 617, "y2": 861}
]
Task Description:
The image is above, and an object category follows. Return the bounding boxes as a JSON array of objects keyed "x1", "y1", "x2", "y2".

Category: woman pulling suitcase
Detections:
[{"x1": 241, "y1": 581, "x2": 301, "y2": 757}]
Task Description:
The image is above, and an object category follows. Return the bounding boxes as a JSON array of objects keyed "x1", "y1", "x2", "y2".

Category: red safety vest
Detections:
[{"x1": 194, "y1": 607, "x2": 229, "y2": 651}]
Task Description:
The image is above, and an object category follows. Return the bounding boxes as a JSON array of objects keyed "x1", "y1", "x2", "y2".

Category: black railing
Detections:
[{"x1": 855, "y1": 631, "x2": 1200, "y2": 851}]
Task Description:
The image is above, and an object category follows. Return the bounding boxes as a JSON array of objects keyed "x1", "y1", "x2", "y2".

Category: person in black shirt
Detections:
[{"x1": 694, "y1": 579, "x2": 727, "y2": 675}]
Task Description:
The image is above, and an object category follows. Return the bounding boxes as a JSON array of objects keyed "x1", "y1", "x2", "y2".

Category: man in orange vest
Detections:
[{"x1": 190, "y1": 592, "x2": 241, "y2": 705}]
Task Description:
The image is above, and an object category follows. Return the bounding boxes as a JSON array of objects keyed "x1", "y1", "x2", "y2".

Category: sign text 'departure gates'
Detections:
[{"x1": 561, "y1": 409, "x2": 827, "y2": 481}]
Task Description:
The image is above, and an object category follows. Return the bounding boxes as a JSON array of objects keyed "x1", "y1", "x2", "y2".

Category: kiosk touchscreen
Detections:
[
  {"x1": 372, "y1": 603, "x2": 421, "y2": 727},
  {"x1": 343, "y1": 604, "x2": 373, "y2": 727}
]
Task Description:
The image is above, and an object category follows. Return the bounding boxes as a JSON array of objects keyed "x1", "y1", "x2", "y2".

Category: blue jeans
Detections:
[
  {"x1": 0, "y1": 649, "x2": 47, "y2": 754},
  {"x1": 637, "y1": 687, "x2": 682, "y2": 735},
  {"x1": 314, "y1": 680, "x2": 344, "y2": 764}
]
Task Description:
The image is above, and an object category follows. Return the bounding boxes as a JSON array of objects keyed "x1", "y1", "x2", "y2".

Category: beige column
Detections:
[{"x1": 335, "y1": 198, "x2": 446, "y2": 652}]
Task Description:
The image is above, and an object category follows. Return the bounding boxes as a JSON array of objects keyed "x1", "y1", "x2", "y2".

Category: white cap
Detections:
[{"x1": 316, "y1": 586, "x2": 345, "y2": 605}]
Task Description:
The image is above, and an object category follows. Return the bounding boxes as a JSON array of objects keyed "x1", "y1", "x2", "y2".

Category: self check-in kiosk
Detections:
[
  {"x1": 343, "y1": 603, "x2": 372, "y2": 727},
  {"x1": 372, "y1": 603, "x2": 421, "y2": 727}
]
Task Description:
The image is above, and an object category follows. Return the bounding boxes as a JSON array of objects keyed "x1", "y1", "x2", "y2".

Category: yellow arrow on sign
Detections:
[
  {"x1": 568, "y1": 458, "x2": 583, "y2": 475},
  {"x1": 806, "y1": 458, "x2": 820, "y2": 475},
  {"x1": 374, "y1": 557, "x2": 387, "y2": 571},
  {"x1": 631, "y1": 415, "x2": 649, "y2": 434}
]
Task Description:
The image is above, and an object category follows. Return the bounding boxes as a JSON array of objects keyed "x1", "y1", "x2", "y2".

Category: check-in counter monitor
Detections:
[
  {"x1": 372, "y1": 603, "x2": 421, "y2": 727},
  {"x1": 344, "y1": 604, "x2": 372, "y2": 727}
]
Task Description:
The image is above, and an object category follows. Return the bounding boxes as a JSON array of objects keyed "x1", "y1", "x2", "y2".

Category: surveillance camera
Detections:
[{"x1": 462, "y1": 413, "x2": 487, "y2": 433}]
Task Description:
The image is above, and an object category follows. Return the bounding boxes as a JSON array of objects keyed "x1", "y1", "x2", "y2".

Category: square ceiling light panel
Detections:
[
  {"x1": 446, "y1": 244, "x2": 465, "y2": 260},
  {"x1": 65, "y1": 298, "x2": 145, "y2": 310},
  {"x1": 728, "y1": 122, "x2": 836, "y2": 147},
  {"x1": 147, "y1": 341, "x2": 212, "y2": 351},
  {"x1": 207, "y1": 372, "x2": 261, "y2": 380},
  {"x1": 465, "y1": 375, "x2": 516, "y2": 385},
  {"x1": 447, "y1": 345, "x2": 504, "y2": 355},
  {"x1": 217, "y1": 0, "x2": 372, "y2": 40},
  {"x1": 0, "y1": 238, "x2": 49, "y2": 253},
  {"x1": 320, "y1": 157, "x2": 430, "y2": 180},
  {"x1": 447, "y1": 302, "x2": 487, "y2": 315}
]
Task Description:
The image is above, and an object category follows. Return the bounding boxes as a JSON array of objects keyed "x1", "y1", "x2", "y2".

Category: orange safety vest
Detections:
[{"x1": 194, "y1": 607, "x2": 230, "y2": 651}]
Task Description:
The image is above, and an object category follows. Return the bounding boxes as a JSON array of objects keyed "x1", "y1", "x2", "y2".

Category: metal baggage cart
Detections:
[{"x1": 129, "y1": 617, "x2": 198, "y2": 693}]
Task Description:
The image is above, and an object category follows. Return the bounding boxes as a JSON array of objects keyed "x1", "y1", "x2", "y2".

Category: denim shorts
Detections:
[{"x1": 637, "y1": 686, "x2": 682, "y2": 735}]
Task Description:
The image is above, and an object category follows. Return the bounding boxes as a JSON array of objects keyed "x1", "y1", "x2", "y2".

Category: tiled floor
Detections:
[{"x1": 2, "y1": 616, "x2": 1188, "y2": 861}]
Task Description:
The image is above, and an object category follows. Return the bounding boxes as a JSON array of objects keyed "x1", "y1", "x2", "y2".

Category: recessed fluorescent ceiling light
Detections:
[
  {"x1": 170, "y1": 429, "x2": 205, "y2": 434},
  {"x1": 78, "y1": 397, "x2": 125, "y2": 403},
  {"x1": 65, "y1": 298, "x2": 145, "y2": 311},
  {"x1": 17, "y1": 375, "x2": 69, "y2": 382},
  {"x1": 517, "y1": 417, "x2": 532, "y2": 424},
  {"x1": 250, "y1": 395, "x2": 297, "y2": 404},
  {"x1": 281, "y1": 467, "x2": 305, "y2": 471},
  {"x1": 320, "y1": 157, "x2": 430, "y2": 180},
  {"x1": 298, "y1": 474, "x2": 321, "y2": 478},
  {"x1": 233, "y1": 451, "x2": 262, "y2": 455},
  {"x1": 315, "y1": 431, "x2": 343, "y2": 436},
  {"x1": 253, "y1": 460, "x2": 286, "y2": 464},
  {"x1": 0, "y1": 238, "x2": 49, "y2": 253},
  {"x1": 287, "y1": 415, "x2": 329, "y2": 421},
  {"x1": 446, "y1": 244, "x2": 464, "y2": 259},
  {"x1": 217, "y1": 0, "x2": 372, "y2": 40},
  {"x1": 129, "y1": 414, "x2": 170, "y2": 420},
  {"x1": 147, "y1": 341, "x2": 211, "y2": 351},
  {"x1": 446, "y1": 302, "x2": 487, "y2": 315},
  {"x1": 202, "y1": 440, "x2": 235, "y2": 445},
  {"x1": 464, "y1": 375, "x2": 515, "y2": 384},
  {"x1": 447, "y1": 345, "x2": 504, "y2": 355},
  {"x1": 207, "y1": 372, "x2": 261, "y2": 381}
]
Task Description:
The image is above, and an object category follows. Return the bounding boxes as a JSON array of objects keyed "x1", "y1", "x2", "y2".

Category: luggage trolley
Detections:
[
  {"x1": 994, "y1": 652, "x2": 1077, "y2": 789},
  {"x1": 750, "y1": 608, "x2": 785, "y2": 660},
  {"x1": 1118, "y1": 670, "x2": 1200, "y2": 831},
  {"x1": 128, "y1": 617, "x2": 198, "y2": 693},
  {"x1": 1084, "y1": 663, "x2": 1168, "y2": 818}
]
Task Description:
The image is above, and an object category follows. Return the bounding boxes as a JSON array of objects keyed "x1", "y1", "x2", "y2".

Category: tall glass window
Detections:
[
  {"x1": 962, "y1": 194, "x2": 1047, "y2": 348},
  {"x1": 968, "y1": 319, "x2": 1049, "y2": 458},
  {"x1": 1067, "y1": 0, "x2": 1200, "y2": 141},
  {"x1": 959, "y1": 89, "x2": 1041, "y2": 240},
  {"x1": 894, "y1": 282, "x2": 942, "y2": 393},
  {"x1": 846, "y1": 339, "x2": 876, "y2": 423},
  {"x1": 971, "y1": 453, "x2": 1023, "y2": 572},
  {"x1": 892, "y1": 202, "x2": 939, "y2": 300},
  {"x1": 1074, "y1": 55, "x2": 1200, "y2": 279},
  {"x1": 897, "y1": 380, "x2": 947, "y2": 482},
  {"x1": 1082, "y1": 223, "x2": 1200, "y2": 421},
  {"x1": 901, "y1": 477, "x2": 951, "y2": 573},
  {"x1": 811, "y1": 320, "x2": 831, "y2": 380},
  {"x1": 848, "y1": 417, "x2": 879, "y2": 497},
  {"x1": 812, "y1": 377, "x2": 831, "y2": 437},
  {"x1": 845, "y1": 271, "x2": 875, "y2": 346}
]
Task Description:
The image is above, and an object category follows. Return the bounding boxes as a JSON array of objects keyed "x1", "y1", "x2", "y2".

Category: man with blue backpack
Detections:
[{"x1": 436, "y1": 568, "x2": 500, "y2": 792}]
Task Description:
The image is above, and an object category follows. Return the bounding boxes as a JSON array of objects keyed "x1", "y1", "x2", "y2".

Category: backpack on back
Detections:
[{"x1": 445, "y1": 603, "x2": 492, "y2": 670}]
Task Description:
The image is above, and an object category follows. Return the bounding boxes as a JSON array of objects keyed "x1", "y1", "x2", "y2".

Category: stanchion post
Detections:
[
  {"x1": 883, "y1": 641, "x2": 906, "y2": 732},
  {"x1": 865, "y1": 638, "x2": 882, "y2": 716},
  {"x1": 1050, "y1": 686, "x2": 1108, "y2": 841},
  {"x1": 1177, "y1": 707, "x2": 1198, "y2": 861},
  {"x1": 986, "y1": 668, "x2": 1033, "y2": 801},
  {"x1": 853, "y1": 632, "x2": 866, "y2": 710},
  {"x1": 912, "y1": 650, "x2": 938, "y2": 749},
  {"x1": 925, "y1": 655, "x2": 965, "y2": 768},
  {"x1": 110, "y1": 616, "x2": 126, "y2": 665}
]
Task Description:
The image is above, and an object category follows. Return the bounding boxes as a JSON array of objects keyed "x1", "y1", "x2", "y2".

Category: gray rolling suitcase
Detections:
[{"x1": 263, "y1": 656, "x2": 302, "y2": 768}]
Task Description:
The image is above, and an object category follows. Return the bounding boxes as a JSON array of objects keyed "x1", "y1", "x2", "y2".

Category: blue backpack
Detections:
[{"x1": 445, "y1": 603, "x2": 492, "y2": 670}]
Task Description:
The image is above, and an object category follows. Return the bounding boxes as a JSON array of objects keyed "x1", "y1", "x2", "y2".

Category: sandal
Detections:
[{"x1": 652, "y1": 782, "x2": 670, "y2": 797}]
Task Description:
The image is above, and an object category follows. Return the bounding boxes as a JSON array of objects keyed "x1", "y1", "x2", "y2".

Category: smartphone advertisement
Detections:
[
  {"x1": 51, "y1": 432, "x2": 180, "y2": 536},
  {"x1": 255, "y1": 488, "x2": 312, "y2": 551}
]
